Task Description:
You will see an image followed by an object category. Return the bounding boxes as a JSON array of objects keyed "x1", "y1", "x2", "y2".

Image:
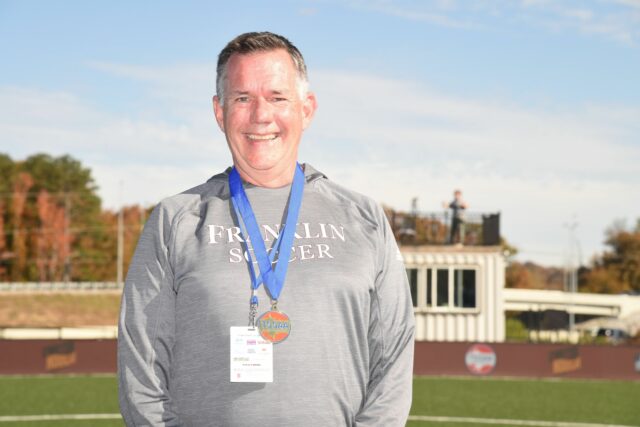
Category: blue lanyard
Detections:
[{"x1": 228, "y1": 164, "x2": 305, "y2": 302}]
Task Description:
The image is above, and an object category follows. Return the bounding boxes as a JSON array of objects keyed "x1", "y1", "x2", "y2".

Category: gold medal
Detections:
[{"x1": 257, "y1": 310, "x2": 291, "y2": 343}]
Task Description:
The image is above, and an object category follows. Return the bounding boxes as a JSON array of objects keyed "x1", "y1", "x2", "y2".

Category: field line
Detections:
[
  {"x1": 408, "y1": 415, "x2": 638, "y2": 427},
  {"x1": 0, "y1": 414, "x2": 635, "y2": 427},
  {"x1": 0, "y1": 414, "x2": 121, "y2": 422}
]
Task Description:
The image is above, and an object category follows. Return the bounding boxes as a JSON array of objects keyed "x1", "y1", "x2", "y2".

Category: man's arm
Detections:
[
  {"x1": 355, "y1": 209, "x2": 415, "y2": 426},
  {"x1": 118, "y1": 204, "x2": 180, "y2": 426}
]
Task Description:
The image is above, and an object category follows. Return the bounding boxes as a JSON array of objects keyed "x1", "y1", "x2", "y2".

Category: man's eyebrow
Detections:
[
  {"x1": 270, "y1": 89, "x2": 293, "y2": 95},
  {"x1": 227, "y1": 89, "x2": 292, "y2": 96}
]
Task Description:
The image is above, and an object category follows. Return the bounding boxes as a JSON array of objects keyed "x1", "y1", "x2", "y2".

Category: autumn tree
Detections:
[
  {"x1": 0, "y1": 154, "x2": 15, "y2": 279},
  {"x1": 96, "y1": 205, "x2": 151, "y2": 281},
  {"x1": 581, "y1": 219, "x2": 640, "y2": 294},
  {"x1": 10, "y1": 172, "x2": 34, "y2": 281},
  {"x1": 34, "y1": 190, "x2": 71, "y2": 281},
  {"x1": 505, "y1": 261, "x2": 565, "y2": 290},
  {"x1": 0, "y1": 153, "x2": 107, "y2": 281}
]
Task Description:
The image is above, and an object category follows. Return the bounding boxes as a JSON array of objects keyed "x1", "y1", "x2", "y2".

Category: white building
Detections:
[
  {"x1": 402, "y1": 245, "x2": 506, "y2": 342},
  {"x1": 403, "y1": 245, "x2": 640, "y2": 342}
]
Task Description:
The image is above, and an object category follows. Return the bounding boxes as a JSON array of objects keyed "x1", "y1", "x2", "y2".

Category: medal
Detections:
[
  {"x1": 229, "y1": 164, "x2": 305, "y2": 344},
  {"x1": 257, "y1": 308, "x2": 291, "y2": 343}
]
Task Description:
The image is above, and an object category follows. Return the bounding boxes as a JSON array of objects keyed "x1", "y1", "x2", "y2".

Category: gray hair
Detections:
[{"x1": 216, "y1": 31, "x2": 309, "y2": 104}]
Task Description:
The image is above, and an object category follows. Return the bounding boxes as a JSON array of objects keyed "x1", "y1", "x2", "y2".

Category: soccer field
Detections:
[
  {"x1": 0, "y1": 375, "x2": 638, "y2": 426},
  {"x1": 409, "y1": 376, "x2": 640, "y2": 427}
]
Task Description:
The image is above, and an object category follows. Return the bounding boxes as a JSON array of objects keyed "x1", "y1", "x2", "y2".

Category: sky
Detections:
[{"x1": 1, "y1": 0, "x2": 639, "y2": 267}]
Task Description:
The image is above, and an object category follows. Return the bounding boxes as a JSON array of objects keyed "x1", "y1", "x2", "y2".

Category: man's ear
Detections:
[
  {"x1": 213, "y1": 95, "x2": 225, "y2": 132},
  {"x1": 301, "y1": 92, "x2": 317, "y2": 130}
]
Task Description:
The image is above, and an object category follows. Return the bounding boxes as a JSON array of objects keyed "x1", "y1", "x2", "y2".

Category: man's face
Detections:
[{"x1": 213, "y1": 49, "x2": 316, "y2": 181}]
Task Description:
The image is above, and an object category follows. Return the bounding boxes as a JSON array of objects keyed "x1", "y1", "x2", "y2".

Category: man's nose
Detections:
[{"x1": 251, "y1": 97, "x2": 273, "y2": 123}]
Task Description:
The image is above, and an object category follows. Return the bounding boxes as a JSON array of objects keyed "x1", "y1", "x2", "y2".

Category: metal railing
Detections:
[
  {"x1": 386, "y1": 210, "x2": 501, "y2": 246},
  {"x1": 0, "y1": 281, "x2": 121, "y2": 292}
]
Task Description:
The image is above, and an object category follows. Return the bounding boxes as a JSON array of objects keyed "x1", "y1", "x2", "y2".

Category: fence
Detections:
[
  {"x1": 0, "y1": 282, "x2": 121, "y2": 292},
  {"x1": 386, "y1": 210, "x2": 501, "y2": 246}
]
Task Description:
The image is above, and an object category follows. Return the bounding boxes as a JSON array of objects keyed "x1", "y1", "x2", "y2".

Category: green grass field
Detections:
[
  {"x1": 409, "y1": 376, "x2": 640, "y2": 427},
  {"x1": 0, "y1": 375, "x2": 638, "y2": 426}
]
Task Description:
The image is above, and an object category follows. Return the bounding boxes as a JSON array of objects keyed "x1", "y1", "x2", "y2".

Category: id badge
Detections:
[{"x1": 230, "y1": 326, "x2": 273, "y2": 383}]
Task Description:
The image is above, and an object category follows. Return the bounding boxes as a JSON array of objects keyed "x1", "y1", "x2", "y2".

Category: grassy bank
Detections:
[{"x1": 0, "y1": 293, "x2": 121, "y2": 327}]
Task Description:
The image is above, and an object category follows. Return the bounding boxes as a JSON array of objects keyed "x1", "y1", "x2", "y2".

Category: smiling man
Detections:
[
  {"x1": 118, "y1": 32, "x2": 415, "y2": 426},
  {"x1": 214, "y1": 46, "x2": 315, "y2": 188}
]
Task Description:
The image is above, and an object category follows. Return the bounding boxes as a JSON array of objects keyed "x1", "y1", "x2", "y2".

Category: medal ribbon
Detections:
[{"x1": 229, "y1": 163, "x2": 305, "y2": 303}]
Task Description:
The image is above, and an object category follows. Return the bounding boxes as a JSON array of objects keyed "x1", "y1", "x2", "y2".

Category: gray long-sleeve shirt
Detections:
[{"x1": 118, "y1": 164, "x2": 415, "y2": 426}]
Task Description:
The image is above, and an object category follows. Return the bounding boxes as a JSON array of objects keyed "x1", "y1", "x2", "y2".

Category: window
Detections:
[
  {"x1": 436, "y1": 269, "x2": 449, "y2": 307},
  {"x1": 454, "y1": 269, "x2": 476, "y2": 308},
  {"x1": 426, "y1": 268, "x2": 433, "y2": 307},
  {"x1": 406, "y1": 268, "x2": 418, "y2": 308},
  {"x1": 410, "y1": 266, "x2": 478, "y2": 311}
]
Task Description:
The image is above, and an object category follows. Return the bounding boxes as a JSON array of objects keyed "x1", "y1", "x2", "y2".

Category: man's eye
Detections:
[
  {"x1": 272, "y1": 97, "x2": 288, "y2": 102},
  {"x1": 235, "y1": 97, "x2": 249, "y2": 103}
]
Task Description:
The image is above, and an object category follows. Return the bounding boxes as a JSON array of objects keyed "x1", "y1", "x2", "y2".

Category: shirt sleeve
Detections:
[
  {"x1": 118, "y1": 203, "x2": 180, "y2": 426},
  {"x1": 355, "y1": 207, "x2": 415, "y2": 426}
]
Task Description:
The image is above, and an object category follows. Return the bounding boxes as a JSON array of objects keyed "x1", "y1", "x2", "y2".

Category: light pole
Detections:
[
  {"x1": 563, "y1": 217, "x2": 580, "y2": 338},
  {"x1": 116, "y1": 181, "x2": 124, "y2": 287}
]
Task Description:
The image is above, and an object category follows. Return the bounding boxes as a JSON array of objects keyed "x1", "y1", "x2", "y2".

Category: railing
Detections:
[
  {"x1": 0, "y1": 282, "x2": 121, "y2": 292},
  {"x1": 386, "y1": 210, "x2": 500, "y2": 246}
]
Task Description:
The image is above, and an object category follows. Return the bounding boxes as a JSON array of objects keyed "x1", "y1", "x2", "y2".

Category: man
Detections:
[
  {"x1": 445, "y1": 189, "x2": 467, "y2": 244},
  {"x1": 118, "y1": 32, "x2": 415, "y2": 426}
]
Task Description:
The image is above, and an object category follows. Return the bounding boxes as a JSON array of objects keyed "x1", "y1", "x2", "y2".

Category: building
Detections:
[
  {"x1": 403, "y1": 245, "x2": 506, "y2": 342},
  {"x1": 393, "y1": 209, "x2": 640, "y2": 343}
]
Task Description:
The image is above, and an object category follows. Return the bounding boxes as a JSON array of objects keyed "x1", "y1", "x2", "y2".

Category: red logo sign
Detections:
[{"x1": 465, "y1": 344, "x2": 497, "y2": 375}]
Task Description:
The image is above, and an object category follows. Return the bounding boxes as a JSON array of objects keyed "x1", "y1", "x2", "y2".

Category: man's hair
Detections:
[{"x1": 216, "y1": 31, "x2": 309, "y2": 104}]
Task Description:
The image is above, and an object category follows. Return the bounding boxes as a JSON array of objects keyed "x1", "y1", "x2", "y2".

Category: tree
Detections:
[
  {"x1": 505, "y1": 261, "x2": 532, "y2": 289},
  {"x1": 34, "y1": 190, "x2": 71, "y2": 281},
  {"x1": 0, "y1": 153, "x2": 107, "y2": 281},
  {"x1": 581, "y1": 219, "x2": 640, "y2": 294},
  {"x1": 9, "y1": 172, "x2": 34, "y2": 281},
  {"x1": 0, "y1": 154, "x2": 14, "y2": 279},
  {"x1": 0, "y1": 153, "x2": 158, "y2": 283},
  {"x1": 505, "y1": 261, "x2": 564, "y2": 290}
]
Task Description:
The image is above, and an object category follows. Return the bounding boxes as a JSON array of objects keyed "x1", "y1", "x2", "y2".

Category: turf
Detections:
[
  {"x1": 411, "y1": 376, "x2": 640, "y2": 425},
  {"x1": 0, "y1": 375, "x2": 638, "y2": 426},
  {"x1": 0, "y1": 375, "x2": 119, "y2": 416},
  {"x1": 0, "y1": 421, "x2": 122, "y2": 427}
]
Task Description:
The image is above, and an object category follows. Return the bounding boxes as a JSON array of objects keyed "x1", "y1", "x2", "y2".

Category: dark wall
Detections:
[
  {"x1": 415, "y1": 341, "x2": 640, "y2": 380},
  {"x1": 1, "y1": 339, "x2": 640, "y2": 380},
  {"x1": 0, "y1": 339, "x2": 116, "y2": 374}
]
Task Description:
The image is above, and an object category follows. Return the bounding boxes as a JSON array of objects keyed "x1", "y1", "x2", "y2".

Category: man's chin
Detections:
[
  {"x1": 243, "y1": 154, "x2": 296, "y2": 171},
  {"x1": 245, "y1": 161, "x2": 284, "y2": 173}
]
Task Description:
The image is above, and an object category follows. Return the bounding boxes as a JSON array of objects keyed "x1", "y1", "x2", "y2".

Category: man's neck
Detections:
[{"x1": 233, "y1": 162, "x2": 298, "y2": 188}]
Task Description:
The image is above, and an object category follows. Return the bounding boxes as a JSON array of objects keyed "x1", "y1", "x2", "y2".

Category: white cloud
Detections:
[
  {"x1": 303, "y1": 70, "x2": 640, "y2": 265},
  {"x1": 92, "y1": 163, "x2": 218, "y2": 210},
  {"x1": 0, "y1": 84, "x2": 231, "y2": 209},
  {"x1": 609, "y1": 0, "x2": 640, "y2": 9},
  {"x1": 342, "y1": 0, "x2": 640, "y2": 45},
  {"x1": 307, "y1": 70, "x2": 639, "y2": 182},
  {"x1": 345, "y1": 0, "x2": 486, "y2": 30},
  {"x1": 2, "y1": 64, "x2": 638, "y2": 266}
]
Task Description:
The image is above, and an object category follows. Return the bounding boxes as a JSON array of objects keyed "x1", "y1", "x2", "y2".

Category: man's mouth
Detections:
[{"x1": 246, "y1": 133, "x2": 278, "y2": 141}]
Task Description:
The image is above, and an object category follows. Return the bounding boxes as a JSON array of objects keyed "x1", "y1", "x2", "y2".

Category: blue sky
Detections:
[{"x1": 1, "y1": 0, "x2": 639, "y2": 266}]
